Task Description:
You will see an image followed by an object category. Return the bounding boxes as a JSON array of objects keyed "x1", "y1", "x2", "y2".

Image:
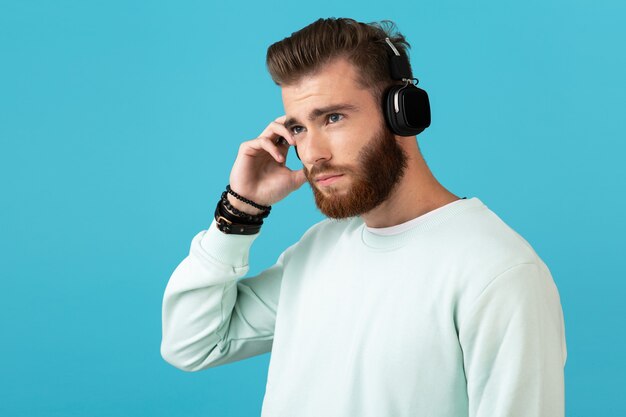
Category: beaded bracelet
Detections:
[
  {"x1": 221, "y1": 191, "x2": 270, "y2": 221},
  {"x1": 226, "y1": 184, "x2": 272, "y2": 213}
]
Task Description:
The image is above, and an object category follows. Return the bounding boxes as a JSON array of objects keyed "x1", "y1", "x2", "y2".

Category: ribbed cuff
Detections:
[{"x1": 199, "y1": 219, "x2": 262, "y2": 268}]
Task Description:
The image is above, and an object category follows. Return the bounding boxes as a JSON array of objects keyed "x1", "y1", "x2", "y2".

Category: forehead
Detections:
[{"x1": 280, "y1": 58, "x2": 376, "y2": 119}]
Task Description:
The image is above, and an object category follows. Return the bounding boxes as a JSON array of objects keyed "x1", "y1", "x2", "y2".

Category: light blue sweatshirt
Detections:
[{"x1": 161, "y1": 197, "x2": 567, "y2": 417}]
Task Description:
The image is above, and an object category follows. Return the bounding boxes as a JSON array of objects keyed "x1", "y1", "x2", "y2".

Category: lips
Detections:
[{"x1": 315, "y1": 174, "x2": 344, "y2": 186}]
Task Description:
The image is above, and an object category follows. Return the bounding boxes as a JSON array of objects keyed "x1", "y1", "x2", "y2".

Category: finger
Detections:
[
  {"x1": 256, "y1": 136, "x2": 286, "y2": 163},
  {"x1": 275, "y1": 137, "x2": 291, "y2": 161},
  {"x1": 259, "y1": 121, "x2": 295, "y2": 146},
  {"x1": 240, "y1": 137, "x2": 284, "y2": 163},
  {"x1": 290, "y1": 169, "x2": 307, "y2": 189}
]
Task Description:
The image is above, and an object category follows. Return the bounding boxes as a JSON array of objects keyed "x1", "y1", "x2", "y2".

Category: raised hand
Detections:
[{"x1": 227, "y1": 115, "x2": 307, "y2": 214}]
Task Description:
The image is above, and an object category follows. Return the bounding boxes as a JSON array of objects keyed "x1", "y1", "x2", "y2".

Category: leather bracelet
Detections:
[{"x1": 214, "y1": 200, "x2": 262, "y2": 235}]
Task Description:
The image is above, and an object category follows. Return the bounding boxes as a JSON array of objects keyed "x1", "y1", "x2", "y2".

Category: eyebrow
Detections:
[{"x1": 284, "y1": 103, "x2": 360, "y2": 130}]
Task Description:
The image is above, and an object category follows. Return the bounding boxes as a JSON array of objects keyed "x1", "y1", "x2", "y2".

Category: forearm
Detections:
[{"x1": 160, "y1": 221, "x2": 259, "y2": 371}]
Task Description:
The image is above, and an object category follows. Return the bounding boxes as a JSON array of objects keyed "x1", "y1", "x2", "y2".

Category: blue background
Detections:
[{"x1": 1, "y1": 1, "x2": 624, "y2": 416}]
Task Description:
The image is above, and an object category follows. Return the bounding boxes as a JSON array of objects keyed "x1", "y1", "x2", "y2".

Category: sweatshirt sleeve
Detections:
[
  {"x1": 458, "y1": 262, "x2": 567, "y2": 417},
  {"x1": 160, "y1": 220, "x2": 287, "y2": 372}
]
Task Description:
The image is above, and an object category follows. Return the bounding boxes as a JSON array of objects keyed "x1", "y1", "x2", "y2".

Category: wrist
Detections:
[
  {"x1": 226, "y1": 194, "x2": 264, "y2": 216},
  {"x1": 214, "y1": 199, "x2": 263, "y2": 235},
  {"x1": 225, "y1": 185, "x2": 271, "y2": 215},
  {"x1": 214, "y1": 186, "x2": 271, "y2": 235}
]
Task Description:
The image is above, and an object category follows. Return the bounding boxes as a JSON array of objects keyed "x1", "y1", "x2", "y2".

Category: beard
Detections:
[{"x1": 303, "y1": 124, "x2": 408, "y2": 219}]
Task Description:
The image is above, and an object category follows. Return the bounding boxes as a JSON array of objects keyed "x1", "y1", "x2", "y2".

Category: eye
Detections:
[
  {"x1": 327, "y1": 113, "x2": 344, "y2": 124},
  {"x1": 290, "y1": 125, "x2": 305, "y2": 135}
]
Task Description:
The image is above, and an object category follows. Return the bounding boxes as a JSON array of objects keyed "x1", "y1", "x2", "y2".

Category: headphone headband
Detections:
[
  {"x1": 383, "y1": 38, "x2": 431, "y2": 136},
  {"x1": 384, "y1": 37, "x2": 412, "y2": 81}
]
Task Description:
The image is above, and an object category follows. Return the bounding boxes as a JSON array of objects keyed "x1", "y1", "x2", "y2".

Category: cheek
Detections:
[{"x1": 328, "y1": 130, "x2": 364, "y2": 162}]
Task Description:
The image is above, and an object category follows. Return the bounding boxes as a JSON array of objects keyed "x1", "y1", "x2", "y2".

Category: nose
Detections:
[{"x1": 297, "y1": 130, "x2": 331, "y2": 165}]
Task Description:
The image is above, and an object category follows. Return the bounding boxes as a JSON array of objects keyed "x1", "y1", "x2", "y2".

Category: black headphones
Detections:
[
  {"x1": 383, "y1": 37, "x2": 431, "y2": 136},
  {"x1": 290, "y1": 37, "x2": 431, "y2": 160}
]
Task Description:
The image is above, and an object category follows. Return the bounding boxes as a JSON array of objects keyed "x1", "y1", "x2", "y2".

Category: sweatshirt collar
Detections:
[{"x1": 360, "y1": 197, "x2": 485, "y2": 249}]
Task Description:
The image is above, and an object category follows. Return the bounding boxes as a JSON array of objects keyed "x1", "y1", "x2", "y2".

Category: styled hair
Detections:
[{"x1": 266, "y1": 17, "x2": 412, "y2": 103}]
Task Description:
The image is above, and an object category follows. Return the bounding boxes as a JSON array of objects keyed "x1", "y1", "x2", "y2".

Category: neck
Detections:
[{"x1": 360, "y1": 145, "x2": 460, "y2": 228}]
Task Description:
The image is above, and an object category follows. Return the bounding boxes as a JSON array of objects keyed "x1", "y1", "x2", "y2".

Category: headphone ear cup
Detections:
[
  {"x1": 383, "y1": 84, "x2": 431, "y2": 136},
  {"x1": 384, "y1": 85, "x2": 405, "y2": 136}
]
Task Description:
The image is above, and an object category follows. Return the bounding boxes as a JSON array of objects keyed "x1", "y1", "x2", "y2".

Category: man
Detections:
[{"x1": 161, "y1": 18, "x2": 567, "y2": 417}]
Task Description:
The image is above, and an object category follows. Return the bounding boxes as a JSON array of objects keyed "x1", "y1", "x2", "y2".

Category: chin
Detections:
[
  {"x1": 318, "y1": 184, "x2": 344, "y2": 194},
  {"x1": 311, "y1": 179, "x2": 348, "y2": 195}
]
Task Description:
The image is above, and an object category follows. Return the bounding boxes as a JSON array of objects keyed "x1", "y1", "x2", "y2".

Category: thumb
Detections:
[{"x1": 291, "y1": 169, "x2": 307, "y2": 190}]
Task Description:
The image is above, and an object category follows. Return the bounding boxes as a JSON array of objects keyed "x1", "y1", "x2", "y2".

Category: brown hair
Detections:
[{"x1": 266, "y1": 17, "x2": 412, "y2": 103}]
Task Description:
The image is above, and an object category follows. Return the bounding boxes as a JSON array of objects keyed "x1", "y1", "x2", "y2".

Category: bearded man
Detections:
[{"x1": 161, "y1": 17, "x2": 567, "y2": 417}]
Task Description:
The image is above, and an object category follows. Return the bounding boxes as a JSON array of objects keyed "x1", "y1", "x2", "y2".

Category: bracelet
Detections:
[
  {"x1": 226, "y1": 184, "x2": 272, "y2": 212},
  {"x1": 214, "y1": 200, "x2": 262, "y2": 235},
  {"x1": 221, "y1": 190, "x2": 270, "y2": 220},
  {"x1": 213, "y1": 185, "x2": 272, "y2": 235}
]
